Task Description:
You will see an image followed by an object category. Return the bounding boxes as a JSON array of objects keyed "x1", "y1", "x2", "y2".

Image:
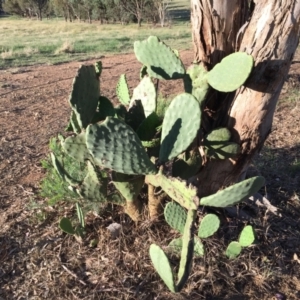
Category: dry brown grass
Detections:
[{"x1": 55, "y1": 41, "x2": 74, "y2": 55}]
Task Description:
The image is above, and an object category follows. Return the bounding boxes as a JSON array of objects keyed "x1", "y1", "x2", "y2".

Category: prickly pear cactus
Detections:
[
  {"x1": 200, "y1": 176, "x2": 265, "y2": 207},
  {"x1": 149, "y1": 244, "x2": 176, "y2": 293},
  {"x1": 86, "y1": 117, "x2": 157, "y2": 175},
  {"x1": 116, "y1": 74, "x2": 130, "y2": 105},
  {"x1": 207, "y1": 52, "x2": 254, "y2": 92},
  {"x1": 69, "y1": 64, "x2": 100, "y2": 129},
  {"x1": 159, "y1": 93, "x2": 201, "y2": 162},
  {"x1": 59, "y1": 217, "x2": 75, "y2": 235},
  {"x1": 136, "y1": 112, "x2": 161, "y2": 142},
  {"x1": 177, "y1": 209, "x2": 196, "y2": 291},
  {"x1": 164, "y1": 202, "x2": 187, "y2": 234},
  {"x1": 130, "y1": 76, "x2": 156, "y2": 118},
  {"x1": 225, "y1": 241, "x2": 242, "y2": 259},
  {"x1": 239, "y1": 225, "x2": 255, "y2": 247},
  {"x1": 134, "y1": 36, "x2": 185, "y2": 80},
  {"x1": 62, "y1": 132, "x2": 91, "y2": 163},
  {"x1": 198, "y1": 214, "x2": 220, "y2": 238},
  {"x1": 146, "y1": 174, "x2": 199, "y2": 210}
]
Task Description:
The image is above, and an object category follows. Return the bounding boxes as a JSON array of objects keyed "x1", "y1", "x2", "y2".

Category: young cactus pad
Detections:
[
  {"x1": 86, "y1": 117, "x2": 157, "y2": 175},
  {"x1": 59, "y1": 217, "x2": 75, "y2": 235},
  {"x1": 134, "y1": 36, "x2": 185, "y2": 80},
  {"x1": 200, "y1": 176, "x2": 265, "y2": 207},
  {"x1": 198, "y1": 214, "x2": 220, "y2": 238},
  {"x1": 159, "y1": 93, "x2": 201, "y2": 163},
  {"x1": 116, "y1": 74, "x2": 130, "y2": 105},
  {"x1": 130, "y1": 76, "x2": 156, "y2": 117},
  {"x1": 207, "y1": 52, "x2": 254, "y2": 92},
  {"x1": 239, "y1": 225, "x2": 255, "y2": 247},
  {"x1": 225, "y1": 241, "x2": 242, "y2": 259},
  {"x1": 164, "y1": 202, "x2": 187, "y2": 234},
  {"x1": 69, "y1": 64, "x2": 100, "y2": 129},
  {"x1": 149, "y1": 244, "x2": 176, "y2": 293}
]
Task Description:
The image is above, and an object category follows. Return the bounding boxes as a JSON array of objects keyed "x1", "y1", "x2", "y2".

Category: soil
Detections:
[{"x1": 0, "y1": 50, "x2": 299, "y2": 300}]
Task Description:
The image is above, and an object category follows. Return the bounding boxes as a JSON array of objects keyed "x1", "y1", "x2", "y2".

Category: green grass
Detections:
[{"x1": 0, "y1": 18, "x2": 192, "y2": 69}]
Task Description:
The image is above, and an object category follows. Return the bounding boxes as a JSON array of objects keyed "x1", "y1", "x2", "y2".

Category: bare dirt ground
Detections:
[{"x1": 0, "y1": 50, "x2": 299, "y2": 300}]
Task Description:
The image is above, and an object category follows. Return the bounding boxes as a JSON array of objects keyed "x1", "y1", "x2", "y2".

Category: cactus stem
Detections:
[
  {"x1": 125, "y1": 199, "x2": 142, "y2": 222},
  {"x1": 148, "y1": 184, "x2": 164, "y2": 220}
]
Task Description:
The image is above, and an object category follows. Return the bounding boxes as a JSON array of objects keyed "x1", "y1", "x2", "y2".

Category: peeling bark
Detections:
[{"x1": 190, "y1": 0, "x2": 300, "y2": 196}]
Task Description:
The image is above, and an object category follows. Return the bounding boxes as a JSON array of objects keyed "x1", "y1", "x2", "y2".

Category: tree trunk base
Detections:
[{"x1": 125, "y1": 199, "x2": 142, "y2": 222}]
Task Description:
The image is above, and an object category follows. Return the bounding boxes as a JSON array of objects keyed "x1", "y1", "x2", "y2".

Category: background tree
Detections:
[
  {"x1": 190, "y1": 0, "x2": 300, "y2": 196},
  {"x1": 153, "y1": 0, "x2": 172, "y2": 27}
]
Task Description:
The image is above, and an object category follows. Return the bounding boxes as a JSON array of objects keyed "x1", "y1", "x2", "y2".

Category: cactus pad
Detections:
[
  {"x1": 205, "y1": 142, "x2": 240, "y2": 159},
  {"x1": 194, "y1": 237, "x2": 205, "y2": 257},
  {"x1": 159, "y1": 93, "x2": 201, "y2": 162},
  {"x1": 198, "y1": 214, "x2": 220, "y2": 238},
  {"x1": 149, "y1": 244, "x2": 176, "y2": 293},
  {"x1": 134, "y1": 36, "x2": 185, "y2": 80},
  {"x1": 116, "y1": 74, "x2": 130, "y2": 105},
  {"x1": 77, "y1": 161, "x2": 108, "y2": 202},
  {"x1": 86, "y1": 117, "x2": 157, "y2": 175},
  {"x1": 164, "y1": 202, "x2": 187, "y2": 234},
  {"x1": 225, "y1": 241, "x2": 242, "y2": 259},
  {"x1": 185, "y1": 64, "x2": 209, "y2": 104},
  {"x1": 59, "y1": 217, "x2": 75, "y2": 235},
  {"x1": 172, "y1": 150, "x2": 202, "y2": 180},
  {"x1": 66, "y1": 110, "x2": 81, "y2": 133},
  {"x1": 207, "y1": 52, "x2": 254, "y2": 92},
  {"x1": 168, "y1": 237, "x2": 183, "y2": 254},
  {"x1": 200, "y1": 176, "x2": 265, "y2": 207},
  {"x1": 136, "y1": 112, "x2": 161, "y2": 142},
  {"x1": 177, "y1": 209, "x2": 196, "y2": 291},
  {"x1": 146, "y1": 174, "x2": 199, "y2": 210},
  {"x1": 131, "y1": 76, "x2": 156, "y2": 118},
  {"x1": 239, "y1": 225, "x2": 255, "y2": 247},
  {"x1": 205, "y1": 128, "x2": 231, "y2": 143},
  {"x1": 62, "y1": 132, "x2": 91, "y2": 163},
  {"x1": 69, "y1": 65, "x2": 99, "y2": 129},
  {"x1": 92, "y1": 96, "x2": 115, "y2": 123},
  {"x1": 112, "y1": 172, "x2": 144, "y2": 202}
]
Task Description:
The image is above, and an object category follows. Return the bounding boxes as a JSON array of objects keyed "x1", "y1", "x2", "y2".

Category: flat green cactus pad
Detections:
[
  {"x1": 177, "y1": 209, "x2": 196, "y2": 291},
  {"x1": 131, "y1": 76, "x2": 156, "y2": 117},
  {"x1": 172, "y1": 150, "x2": 202, "y2": 180},
  {"x1": 146, "y1": 174, "x2": 199, "y2": 210},
  {"x1": 92, "y1": 96, "x2": 115, "y2": 123},
  {"x1": 159, "y1": 93, "x2": 201, "y2": 162},
  {"x1": 185, "y1": 64, "x2": 209, "y2": 104},
  {"x1": 134, "y1": 36, "x2": 185, "y2": 80},
  {"x1": 207, "y1": 52, "x2": 254, "y2": 92},
  {"x1": 77, "y1": 161, "x2": 108, "y2": 202},
  {"x1": 66, "y1": 110, "x2": 81, "y2": 133},
  {"x1": 205, "y1": 128, "x2": 231, "y2": 143},
  {"x1": 198, "y1": 214, "x2": 220, "y2": 238},
  {"x1": 194, "y1": 237, "x2": 204, "y2": 257},
  {"x1": 86, "y1": 117, "x2": 157, "y2": 175},
  {"x1": 149, "y1": 244, "x2": 176, "y2": 293},
  {"x1": 69, "y1": 65, "x2": 99, "y2": 129},
  {"x1": 59, "y1": 217, "x2": 75, "y2": 235},
  {"x1": 239, "y1": 225, "x2": 255, "y2": 247},
  {"x1": 62, "y1": 132, "x2": 91, "y2": 163},
  {"x1": 112, "y1": 172, "x2": 144, "y2": 201},
  {"x1": 225, "y1": 241, "x2": 242, "y2": 259},
  {"x1": 136, "y1": 112, "x2": 161, "y2": 142},
  {"x1": 205, "y1": 142, "x2": 240, "y2": 159},
  {"x1": 200, "y1": 176, "x2": 265, "y2": 207},
  {"x1": 116, "y1": 74, "x2": 130, "y2": 105},
  {"x1": 168, "y1": 237, "x2": 182, "y2": 254},
  {"x1": 164, "y1": 202, "x2": 187, "y2": 234}
]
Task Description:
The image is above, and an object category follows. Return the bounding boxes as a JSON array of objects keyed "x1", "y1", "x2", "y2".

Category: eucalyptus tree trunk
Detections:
[{"x1": 190, "y1": 0, "x2": 300, "y2": 196}]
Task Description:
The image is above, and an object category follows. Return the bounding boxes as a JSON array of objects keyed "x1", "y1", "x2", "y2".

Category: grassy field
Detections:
[{"x1": 0, "y1": 17, "x2": 191, "y2": 69}]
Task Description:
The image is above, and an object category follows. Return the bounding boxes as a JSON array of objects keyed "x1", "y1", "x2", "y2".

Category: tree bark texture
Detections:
[{"x1": 190, "y1": 0, "x2": 300, "y2": 196}]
